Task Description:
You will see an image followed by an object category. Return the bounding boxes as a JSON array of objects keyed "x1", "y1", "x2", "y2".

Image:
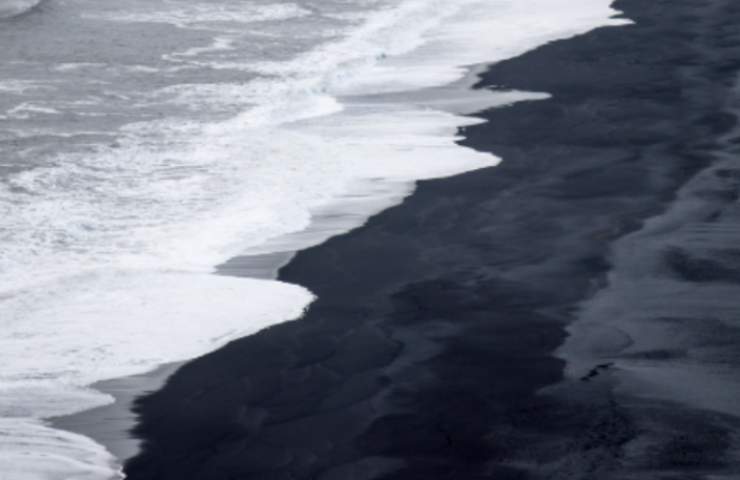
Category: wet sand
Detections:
[
  {"x1": 50, "y1": 364, "x2": 179, "y2": 462},
  {"x1": 113, "y1": 0, "x2": 740, "y2": 478}
]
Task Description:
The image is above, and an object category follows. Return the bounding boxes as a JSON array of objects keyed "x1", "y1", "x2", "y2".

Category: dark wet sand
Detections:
[{"x1": 122, "y1": 0, "x2": 740, "y2": 478}]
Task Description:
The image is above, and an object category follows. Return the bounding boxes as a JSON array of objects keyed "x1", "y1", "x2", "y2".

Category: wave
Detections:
[{"x1": 0, "y1": 0, "x2": 44, "y2": 19}]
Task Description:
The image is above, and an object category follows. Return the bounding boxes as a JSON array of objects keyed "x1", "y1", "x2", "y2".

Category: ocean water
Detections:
[{"x1": 0, "y1": 0, "x2": 628, "y2": 478}]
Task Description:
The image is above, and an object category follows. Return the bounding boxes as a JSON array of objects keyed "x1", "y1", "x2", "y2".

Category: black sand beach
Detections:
[{"x1": 122, "y1": 0, "x2": 740, "y2": 478}]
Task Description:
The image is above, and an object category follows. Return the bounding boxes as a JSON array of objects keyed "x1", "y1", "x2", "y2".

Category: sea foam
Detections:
[{"x1": 0, "y1": 0, "x2": 42, "y2": 19}]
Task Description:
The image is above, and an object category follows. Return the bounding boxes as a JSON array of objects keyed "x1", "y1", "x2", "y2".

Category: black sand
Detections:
[{"x1": 123, "y1": 0, "x2": 740, "y2": 478}]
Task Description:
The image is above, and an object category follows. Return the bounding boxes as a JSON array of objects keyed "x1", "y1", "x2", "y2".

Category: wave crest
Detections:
[{"x1": 0, "y1": 0, "x2": 44, "y2": 19}]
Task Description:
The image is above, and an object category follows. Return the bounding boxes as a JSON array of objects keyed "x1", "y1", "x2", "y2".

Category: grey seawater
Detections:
[{"x1": 0, "y1": 0, "x2": 333, "y2": 176}]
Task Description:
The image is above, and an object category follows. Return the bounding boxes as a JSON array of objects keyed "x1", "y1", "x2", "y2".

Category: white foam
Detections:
[
  {"x1": 245, "y1": 0, "x2": 631, "y2": 95},
  {"x1": 360, "y1": 0, "x2": 632, "y2": 94},
  {"x1": 0, "y1": 272, "x2": 313, "y2": 478},
  {"x1": 0, "y1": 80, "x2": 52, "y2": 95},
  {"x1": 0, "y1": 0, "x2": 629, "y2": 478},
  {"x1": 0, "y1": 0, "x2": 42, "y2": 19},
  {"x1": 4, "y1": 102, "x2": 60, "y2": 119},
  {"x1": 83, "y1": 2, "x2": 311, "y2": 28},
  {"x1": 0, "y1": 273, "x2": 312, "y2": 387},
  {"x1": 171, "y1": 35, "x2": 235, "y2": 59},
  {"x1": 0, "y1": 419, "x2": 121, "y2": 480}
]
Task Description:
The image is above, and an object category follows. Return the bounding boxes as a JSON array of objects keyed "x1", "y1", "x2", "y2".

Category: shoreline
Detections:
[
  {"x1": 50, "y1": 364, "x2": 180, "y2": 463},
  {"x1": 57, "y1": 0, "x2": 740, "y2": 478},
  {"x1": 47, "y1": 64, "x2": 524, "y2": 467},
  {"x1": 0, "y1": 2, "x2": 635, "y2": 478}
]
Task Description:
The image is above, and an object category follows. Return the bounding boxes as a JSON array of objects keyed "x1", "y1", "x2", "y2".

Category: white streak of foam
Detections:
[
  {"x1": 0, "y1": 0, "x2": 42, "y2": 19},
  {"x1": 5, "y1": 102, "x2": 61, "y2": 119},
  {"x1": 0, "y1": 80, "x2": 52, "y2": 95},
  {"x1": 82, "y1": 2, "x2": 311, "y2": 28},
  {"x1": 0, "y1": 418, "x2": 121, "y2": 480}
]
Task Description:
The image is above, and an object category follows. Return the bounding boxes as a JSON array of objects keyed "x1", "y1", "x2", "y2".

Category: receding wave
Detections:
[{"x1": 0, "y1": 0, "x2": 44, "y2": 19}]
